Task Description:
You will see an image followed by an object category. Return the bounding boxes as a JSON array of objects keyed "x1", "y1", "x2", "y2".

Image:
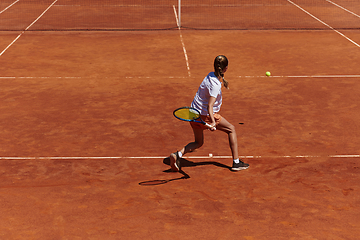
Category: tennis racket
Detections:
[{"x1": 173, "y1": 107, "x2": 215, "y2": 130}]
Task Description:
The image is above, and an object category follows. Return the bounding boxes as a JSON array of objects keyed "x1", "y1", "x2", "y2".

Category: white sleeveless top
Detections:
[{"x1": 191, "y1": 72, "x2": 222, "y2": 115}]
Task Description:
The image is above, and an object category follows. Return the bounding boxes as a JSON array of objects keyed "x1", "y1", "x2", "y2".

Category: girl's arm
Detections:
[{"x1": 207, "y1": 96, "x2": 216, "y2": 130}]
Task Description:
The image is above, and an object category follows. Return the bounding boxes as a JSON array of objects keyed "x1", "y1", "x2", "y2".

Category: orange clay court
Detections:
[{"x1": 0, "y1": 0, "x2": 360, "y2": 239}]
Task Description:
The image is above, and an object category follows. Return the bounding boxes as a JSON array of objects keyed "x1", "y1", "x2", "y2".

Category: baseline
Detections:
[{"x1": 0, "y1": 154, "x2": 359, "y2": 160}]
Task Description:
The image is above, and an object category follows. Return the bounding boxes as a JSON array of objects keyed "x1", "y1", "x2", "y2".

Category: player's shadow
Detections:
[
  {"x1": 138, "y1": 158, "x2": 230, "y2": 186},
  {"x1": 162, "y1": 157, "x2": 231, "y2": 171}
]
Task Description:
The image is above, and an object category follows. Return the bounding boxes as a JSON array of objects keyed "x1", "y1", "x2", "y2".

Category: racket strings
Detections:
[{"x1": 174, "y1": 108, "x2": 200, "y2": 121}]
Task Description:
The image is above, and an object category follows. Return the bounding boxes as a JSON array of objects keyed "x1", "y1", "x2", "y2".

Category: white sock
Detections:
[
  {"x1": 233, "y1": 158, "x2": 240, "y2": 164},
  {"x1": 178, "y1": 151, "x2": 183, "y2": 158}
]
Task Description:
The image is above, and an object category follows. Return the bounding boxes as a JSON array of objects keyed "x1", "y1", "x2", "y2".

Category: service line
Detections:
[
  {"x1": 240, "y1": 74, "x2": 360, "y2": 78},
  {"x1": 1, "y1": 74, "x2": 360, "y2": 79}
]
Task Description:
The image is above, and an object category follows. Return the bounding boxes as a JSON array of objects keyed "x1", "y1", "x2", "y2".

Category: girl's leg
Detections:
[
  {"x1": 180, "y1": 126, "x2": 204, "y2": 156},
  {"x1": 170, "y1": 126, "x2": 204, "y2": 172},
  {"x1": 216, "y1": 117, "x2": 238, "y2": 160},
  {"x1": 216, "y1": 117, "x2": 249, "y2": 170}
]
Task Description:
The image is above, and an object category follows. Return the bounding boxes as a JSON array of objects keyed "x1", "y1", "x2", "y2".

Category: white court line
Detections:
[
  {"x1": 326, "y1": 0, "x2": 360, "y2": 19},
  {"x1": 287, "y1": 0, "x2": 360, "y2": 48},
  {"x1": 0, "y1": 154, "x2": 359, "y2": 160},
  {"x1": 25, "y1": 0, "x2": 58, "y2": 31},
  {"x1": 54, "y1": 5, "x2": 166, "y2": 7},
  {"x1": 240, "y1": 74, "x2": 360, "y2": 78},
  {"x1": 0, "y1": 0, "x2": 58, "y2": 57},
  {"x1": 0, "y1": 0, "x2": 19, "y2": 14},
  {"x1": 0, "y1": 34, "x2": 23, "y2": 57},
  {"x1": 281, "y1": 74, "x2": 360, "y2": 78},
  {"x1": 173, "y1": 5, "x2": 191, "y2": 77},
  {"x1": 1, "y1": 74, "x2": 360, "y2": 79},
  {"x1": 0, "y1": 77, "x2": 82, "y2": 79}
]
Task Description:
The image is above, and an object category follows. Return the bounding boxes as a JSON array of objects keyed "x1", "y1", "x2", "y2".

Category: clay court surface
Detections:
[{"x1": 0, "y1": 1, "x2": 360, "y2": 239}]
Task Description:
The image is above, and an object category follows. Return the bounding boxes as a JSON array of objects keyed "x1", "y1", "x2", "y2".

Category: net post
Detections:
[{"x1": 178, "y1": 0, "x2": 181, "y2": 28}]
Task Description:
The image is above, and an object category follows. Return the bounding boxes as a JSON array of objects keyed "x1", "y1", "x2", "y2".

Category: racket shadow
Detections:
[{"x1": 138, "y1": 169, "x2": 190, "y2": 186}]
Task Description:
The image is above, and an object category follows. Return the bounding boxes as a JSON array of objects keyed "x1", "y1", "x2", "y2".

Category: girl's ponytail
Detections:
[{"x1": 214, "y1": 55, "x2": 229, "y2": 89}]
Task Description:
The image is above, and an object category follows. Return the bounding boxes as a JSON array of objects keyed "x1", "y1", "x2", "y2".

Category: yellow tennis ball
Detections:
[{"x1": 266, "y1": 71, "x2": 271, "y2": 76}]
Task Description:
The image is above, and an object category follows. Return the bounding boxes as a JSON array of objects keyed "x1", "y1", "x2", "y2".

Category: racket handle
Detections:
[{"x1": 205, "y1": 122, "x2": 216, "y2": 130}]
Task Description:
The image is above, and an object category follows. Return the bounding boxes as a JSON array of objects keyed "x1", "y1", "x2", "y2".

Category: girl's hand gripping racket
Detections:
[{"x1": 173, "y1": 107, "x2": 216, "y2": 130}]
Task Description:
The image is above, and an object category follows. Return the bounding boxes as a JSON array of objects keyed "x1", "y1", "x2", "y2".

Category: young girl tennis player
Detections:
[{"x1": 170, "y1": 55, "x2": 249, "y2": 172}]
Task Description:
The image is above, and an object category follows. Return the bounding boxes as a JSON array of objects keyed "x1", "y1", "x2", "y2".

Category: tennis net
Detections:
[{"x1": 0, "y1": 0, "x2": 359, "y2": 31}]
